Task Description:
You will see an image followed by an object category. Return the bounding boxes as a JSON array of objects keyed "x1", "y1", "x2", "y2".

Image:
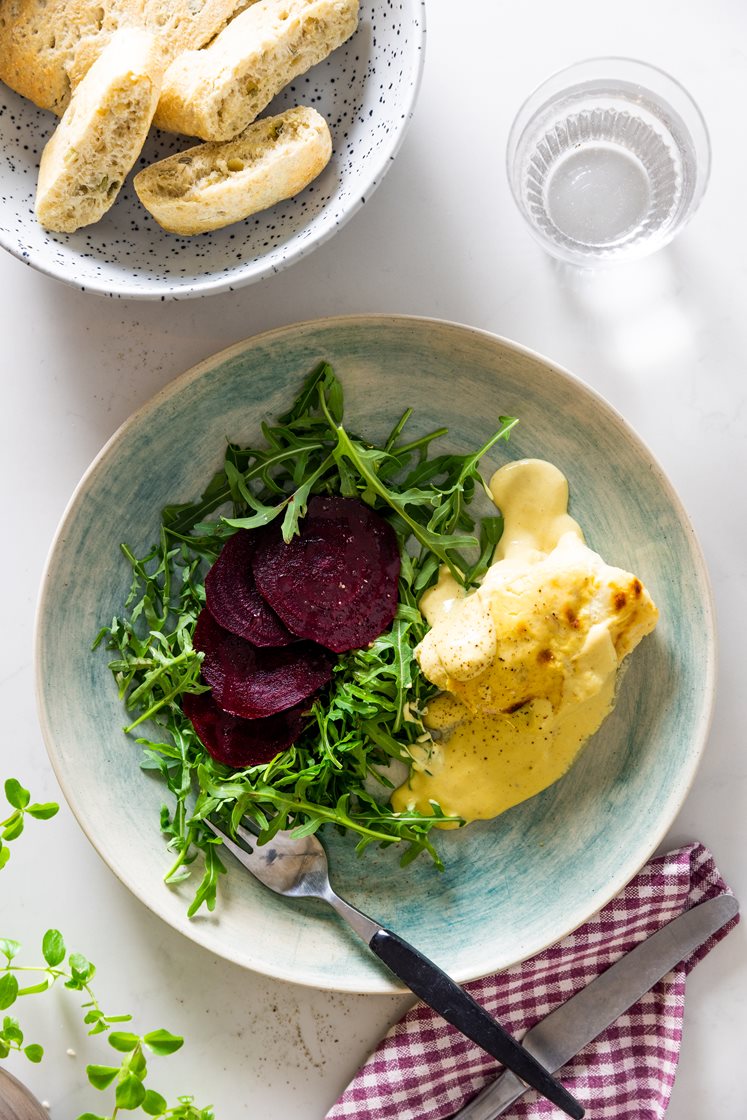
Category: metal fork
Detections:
[{"x1": 204, "y1": 817, "x2": 584, "y2": 1120}]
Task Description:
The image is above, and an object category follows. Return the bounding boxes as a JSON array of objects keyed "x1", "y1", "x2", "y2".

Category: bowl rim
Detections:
[
  {"x1": 0, "y1": 0, "x2": 427, "y2": 301},
  {"x1": 33, "y1": 313, "x2": 717, "y2": 990},
  {"x1": 0, "y1": 1065, "x2": 47, "y2": 1117}
]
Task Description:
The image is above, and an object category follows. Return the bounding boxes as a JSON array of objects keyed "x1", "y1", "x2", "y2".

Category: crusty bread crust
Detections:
[
  {"x1": 0, "y1": 0, "x2": 257, "y2": 114},
  {"x1": 35, "y1": 28, "x2": 164, "y2": 232},
  {"x1": 154, "y1": 0, "x2": 358, "y2": 140},
  {"x1": 134, "y1": 105, "x2": 332, "y2": 234}
]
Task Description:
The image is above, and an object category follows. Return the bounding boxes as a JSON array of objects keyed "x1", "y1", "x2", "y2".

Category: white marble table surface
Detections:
[{"x1": 1, "y1": 0, "x2": 745, "y2": 1116}]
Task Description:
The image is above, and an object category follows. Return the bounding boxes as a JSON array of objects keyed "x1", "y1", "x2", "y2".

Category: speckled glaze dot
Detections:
[{"x1": 0, "y1": 0, "x2": 426, "y2": 299}]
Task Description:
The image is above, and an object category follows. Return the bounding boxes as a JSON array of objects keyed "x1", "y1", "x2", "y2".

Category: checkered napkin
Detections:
[{"x1": 325, "y1": 843, "x2": 738, "y2": 1120}]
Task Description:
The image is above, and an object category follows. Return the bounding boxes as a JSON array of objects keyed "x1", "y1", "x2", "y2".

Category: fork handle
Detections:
[{"x1": 368, "y1": 929, "x2": 583, "y2": 1120}]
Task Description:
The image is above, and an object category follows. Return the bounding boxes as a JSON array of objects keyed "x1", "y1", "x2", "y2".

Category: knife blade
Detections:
[{"x1": 450, "y1": 893, "x2": 739, "y2": 1120}]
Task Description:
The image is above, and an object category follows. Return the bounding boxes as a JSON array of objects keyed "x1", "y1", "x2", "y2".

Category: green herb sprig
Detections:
[
  {"x1": 95, "y1": 363, "x2": 516, "y2": 914},
  {"x1": 0, "y1": 779, "x2": 58, "y2": 870},
  {"x1": 0, "y1": 931, "x2": 212, "y2": 1119}
]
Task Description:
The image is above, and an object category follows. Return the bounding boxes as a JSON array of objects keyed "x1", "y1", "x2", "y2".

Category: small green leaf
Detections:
[
  {"x1": 42, "y1": 928, "x2": 66, "y2": 967},
  {"x1": 0, "y1": 1037, "x2": 10, "y2": 1059},
  {"x1": 115, "y1": 1071, "x2": 147, "y2": 1109},
  {"x1": 23, "y1": 1043, "x2": 44, "y2": 1063},
  {"x1": 142, "y1": 1089, "x2": 168, "y2": 1116},
  {"x1": 128, "y1": 1046, "x2": 147, "y2": 1079},
  {"x1": 69, "y1": 952, "x2": 95, "y2": 983},
  {"x1": 76, "y1": 1113, "x2": 107, "y2": 1120},
  {"x1": 0, "y1": 845, "x2": 9, "y2": 869},
  {"x1": 26, "y1": 802, "x2": 59, "y2": 820},
  {"x1": 0, "y1": 939, "x2": 21, "y2": 962},
  {"x1": 4, "y1": 779, "x2": 30, "y2": 810},
  {"x1": 86, "y1": 1064, "x2": 120, "y2": 1090},
  {"x1": 108, "y1": 1031, "x2": 140, "y2": 1052},
  {"x1": 3, "y1": 1015, "x2": 23, "y2": 1044},
  {"x1": 1, "y1": 815, "x2": 24, "y2": 842},
  {"x1": 142, "y1": 1028, "x2": 184, "y2": 1056},
  {"x1": 17, "y1": 979, "x2": 50, "y2": 997},
  {"x1": 0, "y1": 973, "x2": 19, "y2": 1009}
]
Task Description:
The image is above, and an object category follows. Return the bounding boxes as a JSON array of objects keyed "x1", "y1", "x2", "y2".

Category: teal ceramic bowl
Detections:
[{"x1": 35, "y1": 316, "x2": 715, "y2": 993}]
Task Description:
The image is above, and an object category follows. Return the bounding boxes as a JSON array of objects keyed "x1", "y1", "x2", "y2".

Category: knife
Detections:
[{"x1": 450, "y1": 893, "x2": 739, "y2": 1120}]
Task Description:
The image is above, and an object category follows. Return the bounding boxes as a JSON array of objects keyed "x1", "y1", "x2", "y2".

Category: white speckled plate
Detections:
[
  {"x1": 35, "y1": 316, "x2": 715, "y2": 991},
  {"x1": 0, "y1": 0, "x2": 425, "y2": 299}
]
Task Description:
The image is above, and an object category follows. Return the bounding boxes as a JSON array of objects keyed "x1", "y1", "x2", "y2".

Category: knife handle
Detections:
[{"x1": 369, "y1": 928, "x2": 584, "y2": 1120}]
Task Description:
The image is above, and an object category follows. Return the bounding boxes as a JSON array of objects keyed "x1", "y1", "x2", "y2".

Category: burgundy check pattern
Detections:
[{"x1": 326, "y1": 844, "x2": 737, "y2": 1120}]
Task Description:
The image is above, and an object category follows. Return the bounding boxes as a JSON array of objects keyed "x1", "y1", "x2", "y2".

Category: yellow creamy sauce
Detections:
[{"x1": 391, "y1": 459, "x2": 658, "y2": 823}]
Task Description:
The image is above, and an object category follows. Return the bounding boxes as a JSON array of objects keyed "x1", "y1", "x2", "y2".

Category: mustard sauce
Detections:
[{"x1": 391, "y1": 459, "x2": 658, "y2": 823}]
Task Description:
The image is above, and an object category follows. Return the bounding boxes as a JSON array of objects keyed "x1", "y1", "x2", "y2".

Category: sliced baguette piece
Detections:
[
  {"x1": 35, "y1": 27, "x2": 164, "y2": 233},
  {"x1": 0, "y1": 0, "x2": 257, "y2": 115},
  {"x1": 0, "y1": 0, "x2": 141, "y2": 114},
  {"x1": 154, "y1": 0, "x2": 358, "y2": 141},
  {"x1": 134, "y1": 105, "x2": 331, "y2": 234}
]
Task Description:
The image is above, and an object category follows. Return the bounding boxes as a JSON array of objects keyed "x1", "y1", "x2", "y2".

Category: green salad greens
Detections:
[{"x1": 94, "y1": 363, "x2": 516, "y2": 914}]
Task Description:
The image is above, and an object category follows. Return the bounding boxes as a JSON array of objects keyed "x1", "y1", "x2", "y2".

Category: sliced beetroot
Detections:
[
  {"x1": 205, "y1": 529, "x2": 295, "y2": 647},
  {"x1": 193, "y1": 607, "x2": 334, "y2": 719},
  {"x1": 251, "y1": 496, "x2": 401, "y2": 654},
  {"x1": 183, "y1": 689, "x2": 306, "y2": 768}
]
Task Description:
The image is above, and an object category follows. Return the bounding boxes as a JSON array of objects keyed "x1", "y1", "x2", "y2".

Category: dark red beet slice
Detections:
[
  {"x1": 205, "y1": 529, "x2": 295, "y2": 647},
  {"x1": 183, "y1": 690, "x2": 306, "y2": 768},
  {"x1": 251, "y1": 496, "x2": 401, "y2": 654},
  {"x1": 193, "y1": 608, "x2": 334, "y2": 719}
]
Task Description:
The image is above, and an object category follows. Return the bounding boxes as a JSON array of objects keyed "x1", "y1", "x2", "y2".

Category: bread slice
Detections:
[
  {"x1": 35, "y1": 28, "x2": 164, "y2": 232},
  {"x1": 0, "y1": 0, "x2": 257, "y2": 115},
  {"x1": 154, "y1": 0, "x2": 358, "y2": 141},
  {"x1": 134, "y1": 105, "x2": 331, "y2": 234}
]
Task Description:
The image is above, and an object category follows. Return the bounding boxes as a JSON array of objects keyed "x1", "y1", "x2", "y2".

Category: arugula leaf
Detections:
[{"x1": 96, "y1": 364, "x2": 516, "y2": 913}]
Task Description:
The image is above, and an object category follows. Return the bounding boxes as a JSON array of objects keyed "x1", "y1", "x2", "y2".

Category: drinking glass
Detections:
[{"x1": 506, "y1": 58, "x2": 710, "y2": 266}]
